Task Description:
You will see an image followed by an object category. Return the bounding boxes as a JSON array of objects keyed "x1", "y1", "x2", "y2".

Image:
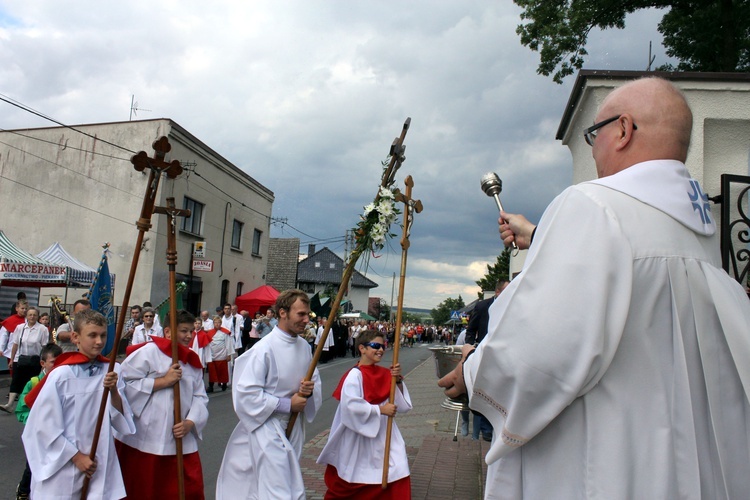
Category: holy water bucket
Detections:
[{"x1": 429, "y1": 345, "x2": 469, "y2": 411}]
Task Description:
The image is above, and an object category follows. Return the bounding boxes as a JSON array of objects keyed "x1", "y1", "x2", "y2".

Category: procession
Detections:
[{"x1": 3, "y1": 3, "x2": 750, "y2": 500}]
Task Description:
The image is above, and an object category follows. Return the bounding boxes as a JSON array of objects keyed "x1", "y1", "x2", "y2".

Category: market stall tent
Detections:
[
  {"x1": 36, "y1": 242, "x2": 115, "y2": 288},
  {"x1": 0, "y1": 230, "x2": 66, "y2": 287}
]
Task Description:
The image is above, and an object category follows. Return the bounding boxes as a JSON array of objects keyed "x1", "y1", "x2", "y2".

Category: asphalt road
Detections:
[{"x1": 0, "y1": 342, "x2": 434, "y2": 499}]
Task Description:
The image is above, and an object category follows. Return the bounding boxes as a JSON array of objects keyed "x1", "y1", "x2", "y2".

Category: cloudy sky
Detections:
[{"x1": 0, "y1": 1, "x2": 672, "y2": 310}]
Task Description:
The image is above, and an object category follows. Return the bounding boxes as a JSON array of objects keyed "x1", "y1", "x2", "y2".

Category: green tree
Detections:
[
  {"x1": 514, "y1": 0, "x2": 750, "y2": 83},
  {"x1": 476, "y1": 247, "x2": 511, "y2": 298},
  {"x1": 430, "y1": 296, "x2": 466, "y2": 326}
]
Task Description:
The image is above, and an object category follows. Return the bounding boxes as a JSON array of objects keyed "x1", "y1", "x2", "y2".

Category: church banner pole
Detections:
[
  {"x1": 285, "y1": 117, "x2": 411, "y2": 438},
  {"x1": 382, "y1": 175, "x2": 422, "y2": 488},
  {"x1": 154, "y1": 197, "x2": 191, "y2": 500},
  {"x1": 81, "y1": 137, "x2": 183, "y2": 500}
]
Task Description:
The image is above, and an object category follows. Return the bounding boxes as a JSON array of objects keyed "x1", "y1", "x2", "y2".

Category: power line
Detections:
[
  {"x1": 0, "y1": 127, "x2": 132, "y2": 162},
  {"x1": 0, "y1": 92, "x2": 331, "y2": 245},
  {"x1": 0, "y1": 92, "x2": 137, "y2": 155}
]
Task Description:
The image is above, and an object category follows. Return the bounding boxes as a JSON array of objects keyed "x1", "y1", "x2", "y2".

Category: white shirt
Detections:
[
  {"x1": 132, "y1": 324, "x2": 163, "y2": 345},
  {"x1": 11, "y1": 322, "x2": 50, "y2": 361}
]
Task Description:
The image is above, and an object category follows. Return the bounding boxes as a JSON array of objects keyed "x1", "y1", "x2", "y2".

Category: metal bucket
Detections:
[
  {"x1": 429, "y1": 345, "x2": 469, "y2": 410},
  {"x1": 429, "y1": 345, "x2": 463, "y2": 378}
]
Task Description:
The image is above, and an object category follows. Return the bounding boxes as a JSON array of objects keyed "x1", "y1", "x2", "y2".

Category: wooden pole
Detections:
[
  {"x1": 285, "y1": 263, "x2": 358, "y2": 438},
  {"x1": 285, "y1": 117, "x2": 411, "y2": 439},
  {"x1": 81, "y1": 137, "x2": 182, "y2": 499},
  {"x1": 382, "y1": 175, "x2": 422, "y2": 488},
  {"x1": 154, "y1": 197, "x2": 191, "y2": 500}
]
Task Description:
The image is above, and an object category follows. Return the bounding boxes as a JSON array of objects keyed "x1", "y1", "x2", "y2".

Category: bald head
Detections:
[{"x1": 593, "y1": 77, "x2": 693, "y2": 177}]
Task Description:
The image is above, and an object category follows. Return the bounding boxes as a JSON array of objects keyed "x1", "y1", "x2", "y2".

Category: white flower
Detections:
[
  {"x1": 379, "y1": 187, "x2": 395, "y2": 199},
  {"x1": 377, "y1": 199, "x2": 395, "y2": 218},
  {"x1": 362, "y1": 203, "x2": 376, "y2": 216}
]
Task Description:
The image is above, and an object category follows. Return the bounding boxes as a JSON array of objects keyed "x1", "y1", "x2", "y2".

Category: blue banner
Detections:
[{"x1": 89, "y1": 254, "x2": 116, "y2": 355}]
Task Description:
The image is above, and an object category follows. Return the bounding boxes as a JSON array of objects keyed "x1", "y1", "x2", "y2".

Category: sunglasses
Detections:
[{"x1": 363, "y1": 342, "x2": 385, "y2": 350}]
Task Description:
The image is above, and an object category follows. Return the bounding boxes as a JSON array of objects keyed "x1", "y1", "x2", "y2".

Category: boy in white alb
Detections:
[
  {"x1": 317, "y1": 329, "x2": 412, "y2": 498},
  {"x1": 22, "y1": 310, "x2": 135, "y2": 499},
  {"x1": 115, "y1": 309, "x2": 208, "y2": 499}
]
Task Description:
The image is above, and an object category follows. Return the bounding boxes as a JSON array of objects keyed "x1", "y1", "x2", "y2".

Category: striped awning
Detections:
[
  {"x1": 0, "y1": 230, "x2": 67, "y2": 285},
  {"x1": 36, "y1": 242, "x2": 98, "y2": 287}
]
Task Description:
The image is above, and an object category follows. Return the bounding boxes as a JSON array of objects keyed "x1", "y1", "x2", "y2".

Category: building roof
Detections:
[
  {"x1": 266, "y1": 238, "x2": 299, "y2": 292},
  {"x1": 556, "y1": 70, "x2": 750, "y2": 141},
  {"x1": 297, "y1": 247, "x2": 378, "y2": 289}
]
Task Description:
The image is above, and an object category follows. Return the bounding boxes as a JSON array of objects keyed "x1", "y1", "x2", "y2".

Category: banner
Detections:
[{"x1": 88, "y1": 251, "x2": 116, "y2": 355}]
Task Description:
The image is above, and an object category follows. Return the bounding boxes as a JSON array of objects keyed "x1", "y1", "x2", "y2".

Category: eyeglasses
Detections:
[
  {"x1": 363, "y1": 342, "x2": 385, "y2": 350},
  {"x1": 143, "y1": 314, "x2": 154, "y2": 318},
  {"x1": 583, "y1": 115, "x2": 637, "y2": 146}
]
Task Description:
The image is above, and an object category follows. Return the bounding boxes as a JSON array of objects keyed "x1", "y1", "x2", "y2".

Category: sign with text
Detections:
[
  {"x1": 192, "y1": 259, "x2": 213, "y2": 272},
  {"x1": 193, "y1": 241, "x2": 206, "y2": 258}
]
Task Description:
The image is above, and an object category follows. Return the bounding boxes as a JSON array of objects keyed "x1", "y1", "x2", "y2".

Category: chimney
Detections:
[{"x1": 308, "y1": 244, "x2": 316, "y2": 256}]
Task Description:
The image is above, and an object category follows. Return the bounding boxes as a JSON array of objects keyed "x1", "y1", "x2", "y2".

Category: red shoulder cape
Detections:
[
  {"x1": 24, "y1": 352, "x2": 110, "y2": 408},
  {"x1": 126, "y1": 336, "x2": 202, "y2": 369},
  {"x1": 1, "y1": 314, "x2": 25, "y2": 334},
  {"x1": 332, "y1": 363, "x2": 391, "y2": 404},
  {"x1": 206, "y1": 327, "x2": 231, "y2": 341}
]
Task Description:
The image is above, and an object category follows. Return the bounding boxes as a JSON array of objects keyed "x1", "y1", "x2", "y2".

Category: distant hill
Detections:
[{"x1": 403, "y1": 306, "x2": 431, "y2": 317}]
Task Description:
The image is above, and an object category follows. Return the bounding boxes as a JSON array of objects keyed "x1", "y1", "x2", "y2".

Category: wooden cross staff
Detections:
[
  {"x1": 82, "y1": 137, "x2": 182, "y2": 500},
  {"x1": 383, "y1": 175, "x2": 422, "y2": 488},
  {"x1": 285, "y1": 117, "x2": 412, "y2": 439},
  {"x1": 153, "y1": 197, "x2": 190, "y2": 500}
]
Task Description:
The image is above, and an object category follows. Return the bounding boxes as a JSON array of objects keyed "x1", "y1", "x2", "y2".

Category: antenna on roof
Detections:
[
  {"x1": 647, "y1": 41, "x2": 656, "y2": 71},
  {"x1": 129, "y1": 95, "x2": 152, "y2": 121}
]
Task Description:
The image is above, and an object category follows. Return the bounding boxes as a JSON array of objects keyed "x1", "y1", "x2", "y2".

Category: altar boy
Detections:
[
  {"x1": 22, "y1": 310, "x2": 135, "y2": 499},
  {"x1": 115, "y1": 309, "x2": 209, "y2": 499}
]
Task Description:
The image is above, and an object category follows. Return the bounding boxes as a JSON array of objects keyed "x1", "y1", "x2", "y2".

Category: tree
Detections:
[
  {"x1": 430, "y1": 296, "x2": 466, "y2": 326},
  {"x1": 514, "y1": 0, "x2": 750, "y2": 83},
  {"x1": 476, "y1": 247, "x2": 511, "y2": 298}
]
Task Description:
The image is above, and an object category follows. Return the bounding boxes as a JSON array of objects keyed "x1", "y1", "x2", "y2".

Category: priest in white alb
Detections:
[
  {"x1": 216, "y1": 289, "x2": 322, "y2": 500},
  {"x1": 439, "y1": 77, "x2": 750, "y2": 499}
]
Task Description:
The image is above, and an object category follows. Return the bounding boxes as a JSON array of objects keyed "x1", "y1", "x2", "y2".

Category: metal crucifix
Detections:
[
  {"x1": 153, "y1": 197, "x2": 191, "y2": 500},
  {"x1": 382, "y1": 175, "x2": 422, "y2": 488},
  {"x1": 82, "y1": 137, "x2": 183, "y2": 499}
]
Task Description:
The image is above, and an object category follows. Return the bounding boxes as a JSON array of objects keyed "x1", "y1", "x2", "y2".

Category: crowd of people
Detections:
[{"x1": 0, "y1": 289, "x2": 422, "y2": 499}]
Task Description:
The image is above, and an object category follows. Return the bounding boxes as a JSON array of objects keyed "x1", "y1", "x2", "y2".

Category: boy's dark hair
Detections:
[
  {"x1": 73, "y1": 309, "x2": 108, "y2": 332},
  {"x1": 356, "y1": 329, "x2": 384, "y2": 349},
  {"x1": 40, "y1": 342, "x2": 63, "y2": 360},
  {"x1": 164, "y1": 310, "x2": 196, "y2": 327},
  {"x1": 73, "y1": 299, "x2": 91, "y2": 308}
]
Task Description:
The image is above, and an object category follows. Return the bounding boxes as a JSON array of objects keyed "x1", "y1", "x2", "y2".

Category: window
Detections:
[
  {"x1": 220, "y1": 279, "x2": 229, "y2": 307},
  {"x1": 300, "y1": 282, "x2": 315, "y2": 293},
  {"x1": 236, "y1": 282, "x2": 244, "y2": 297},
  {"x1": 181, "y1": 197, "x2": 204, "y2": 236},
  {"x1": 315, "y1": 262, "x2": 321, "y2": 268},
  {"x1": 231, "y1": 220, "x2": 243, "y2": 250},
  {"x1": 329, "y1": 263, "x2": 335, "y2": 269},
  {"x1": 252, "y1": 229, "x2": 262, "y2": 256}
]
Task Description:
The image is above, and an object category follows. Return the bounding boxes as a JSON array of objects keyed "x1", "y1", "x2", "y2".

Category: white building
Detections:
[
  {"x1": 0, "y1": 118, "x2": 274, "y2": 313},
  {"x1": 510, "y1": 70, "x2": 750, "y2": 277}
]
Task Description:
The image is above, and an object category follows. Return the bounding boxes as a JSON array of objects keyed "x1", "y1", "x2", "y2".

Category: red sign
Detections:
[{"x1": 192, "y1": 259, "x2": 214, "y2": 272}]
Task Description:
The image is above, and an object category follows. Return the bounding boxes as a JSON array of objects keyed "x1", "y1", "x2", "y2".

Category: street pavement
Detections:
[{"x1": 0, "y1": 342, "x2": 489, "y2": 499}]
